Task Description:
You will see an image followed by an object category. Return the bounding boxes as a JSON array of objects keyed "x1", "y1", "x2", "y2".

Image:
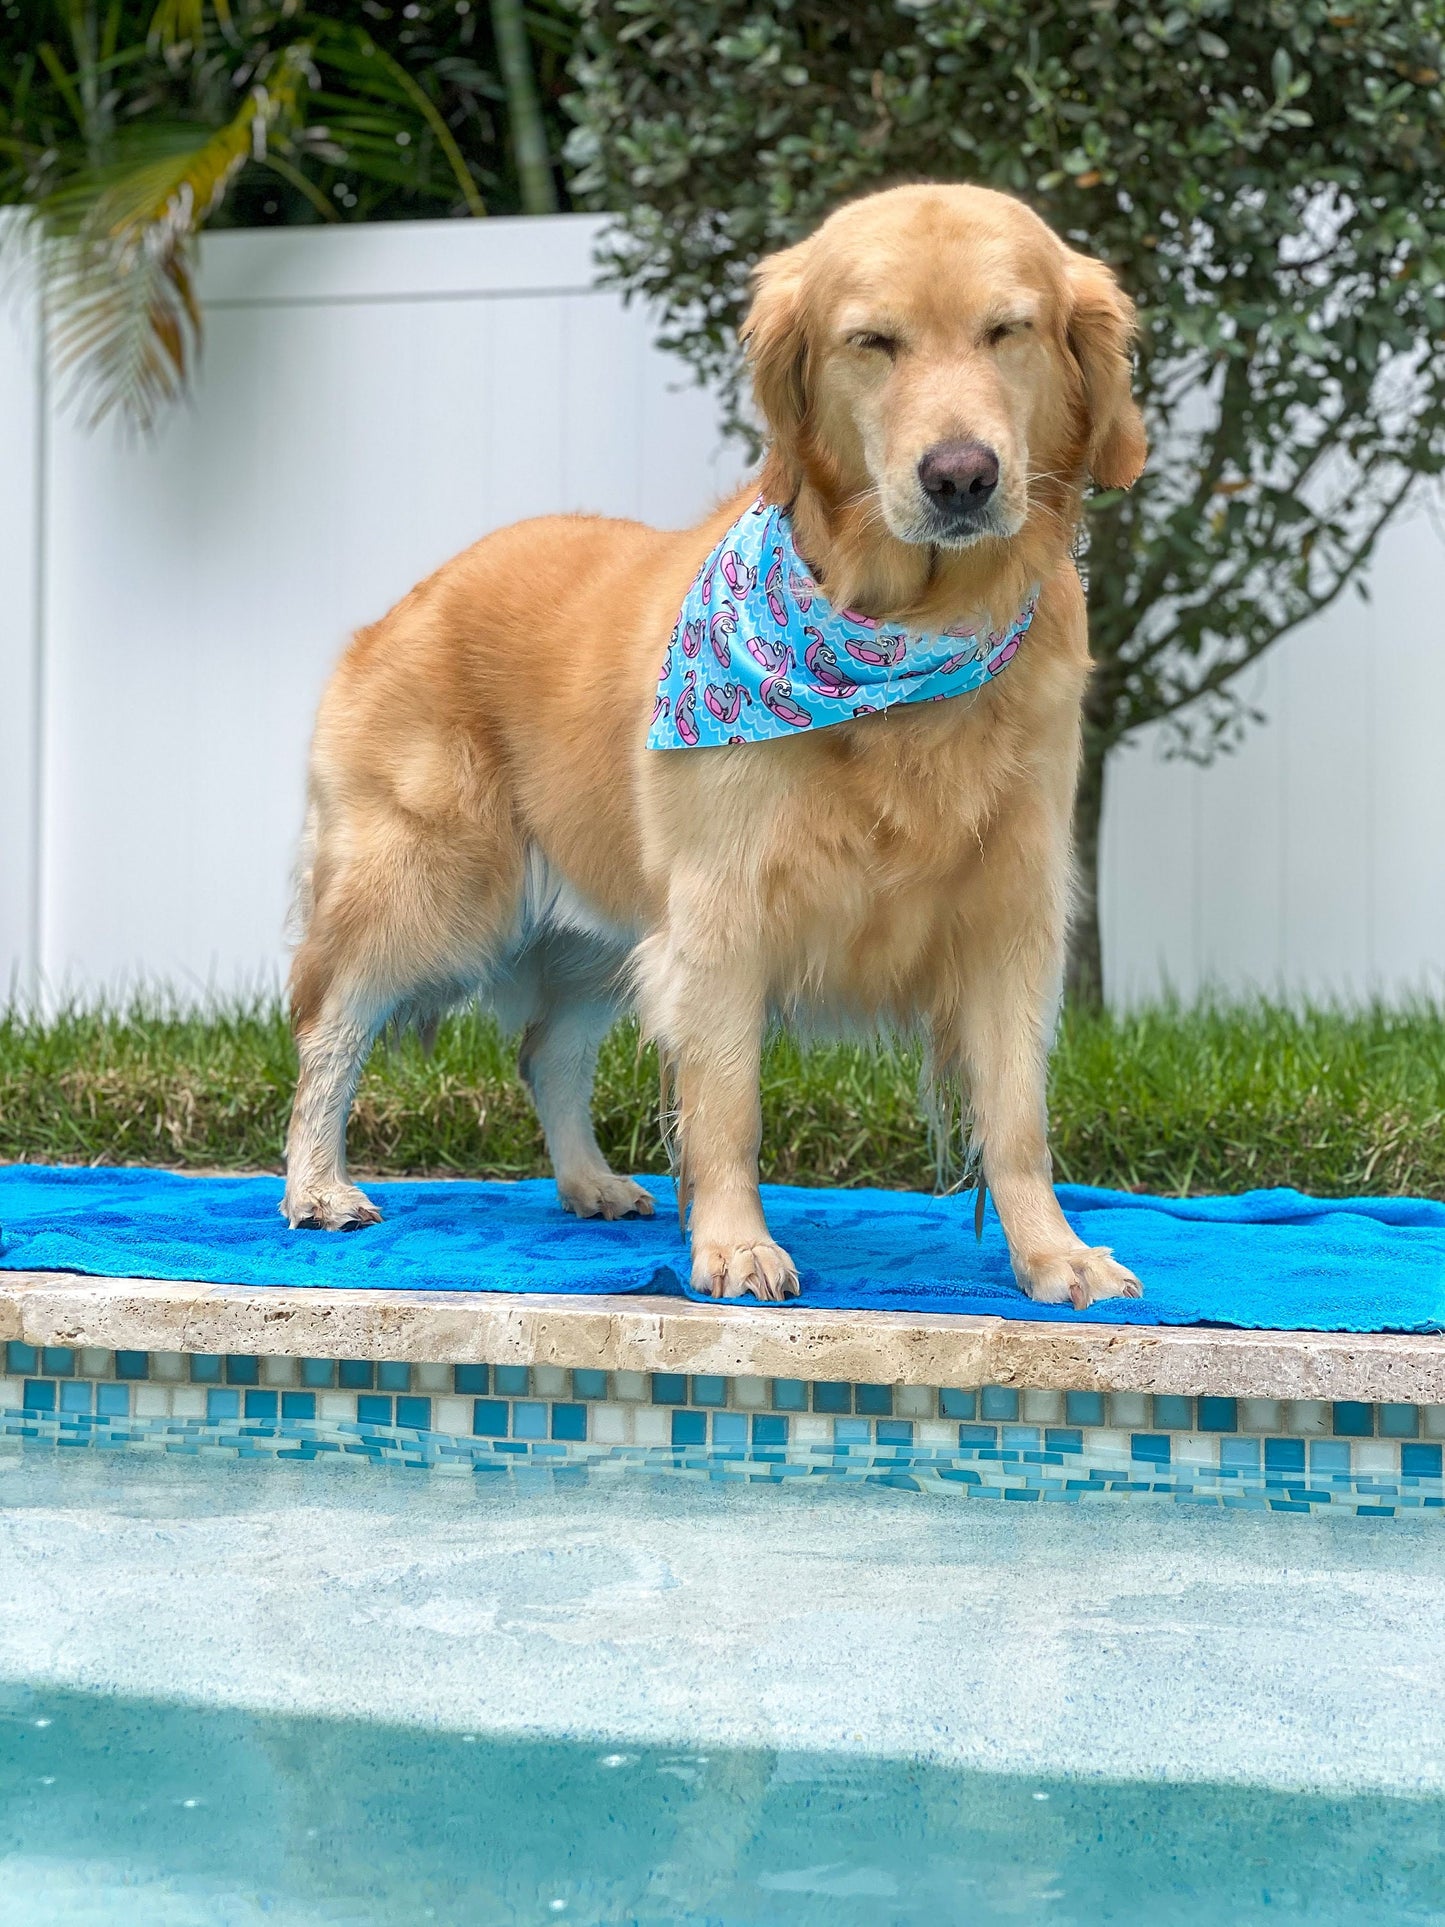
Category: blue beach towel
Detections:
[{"x1": 1, "y1": 1163, "x2": 1444, "y2": 1332}]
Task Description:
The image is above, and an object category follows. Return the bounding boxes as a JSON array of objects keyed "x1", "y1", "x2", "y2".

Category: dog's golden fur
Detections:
[{"x1": 284, "y1": 183, "x2": 1148, "y2": 1308}]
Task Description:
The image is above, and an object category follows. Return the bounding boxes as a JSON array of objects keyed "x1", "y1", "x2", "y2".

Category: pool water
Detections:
[
  {"x1": 3, "y1": 1687, "x2": 1443, "y2": 1925},
  {"x1": 1, "y1": 1453, "x2": 1444, "y2": 1923}
]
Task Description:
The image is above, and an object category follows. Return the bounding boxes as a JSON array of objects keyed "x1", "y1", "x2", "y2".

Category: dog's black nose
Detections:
[{"x1": 917, "y1": 440, "x2": 1000, "y2": 514}]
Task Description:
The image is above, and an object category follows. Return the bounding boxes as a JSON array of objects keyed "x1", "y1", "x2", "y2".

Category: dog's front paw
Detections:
[
  {"x1": 691, "y1": 1238, "x2": 799, "y2": 1303},
  {"x1": 1014, "y1": 1244, "x2": 1141, "y2": 1311},
  {"x1": 558, "y1": 1172, "x2": 656, "y2": 1221},
  {"x1": 282, "y1": 1183, "x2": 383, "y2": 1232}
]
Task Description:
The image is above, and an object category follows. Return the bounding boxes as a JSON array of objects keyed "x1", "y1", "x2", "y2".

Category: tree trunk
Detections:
[
  {"x1": 1065, "y1": 727, "x2": 1108, "y2": 1013},
  {"x1": 490, "y1": 0, "x2": 559, "y2": 216}
]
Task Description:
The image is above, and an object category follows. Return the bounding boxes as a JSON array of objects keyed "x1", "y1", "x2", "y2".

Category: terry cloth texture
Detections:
[{"x1": 2, "y1": 1165, "x2": 1444, "y2": 1332}]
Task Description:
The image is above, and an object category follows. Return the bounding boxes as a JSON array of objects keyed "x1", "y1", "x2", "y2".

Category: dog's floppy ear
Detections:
[
  {"x1": 741, "y1": 238, "x2": 813, "y2": 497},
  {"x1": 1065, "y1": 252, "x2": 1147, "y2": 490}
]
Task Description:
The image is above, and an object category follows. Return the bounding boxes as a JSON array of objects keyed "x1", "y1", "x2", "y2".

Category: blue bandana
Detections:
[{"x1": 648, "y1": 496, "x2": 1038, "y2": 750}]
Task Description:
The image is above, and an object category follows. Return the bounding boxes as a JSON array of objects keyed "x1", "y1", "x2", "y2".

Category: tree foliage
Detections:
[
  {"x1": 566, "y1": 0, "x2": 1445, "y2": 996},
  {"x1": 1, "y1": 0, "x2": 578, "y2": 425}
]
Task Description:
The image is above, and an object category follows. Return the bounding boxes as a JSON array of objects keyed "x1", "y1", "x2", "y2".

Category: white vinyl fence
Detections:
[{"x1": 2, "y1": 212, "x2": 1443, "y2": 1009}]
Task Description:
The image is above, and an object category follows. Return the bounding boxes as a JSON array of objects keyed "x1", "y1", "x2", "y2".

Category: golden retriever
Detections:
[{"x1": 283, "y1": 182, "x2": 1147, "y2": 1310}]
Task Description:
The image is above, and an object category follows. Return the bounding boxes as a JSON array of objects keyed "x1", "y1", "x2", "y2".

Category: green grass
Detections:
[{"x1": 3, "y1": 998, "x2": 1444, "y2": 1197}]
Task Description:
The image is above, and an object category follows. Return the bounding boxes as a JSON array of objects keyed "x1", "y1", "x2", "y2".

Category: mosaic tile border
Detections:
[{"x1": 3, "y1": 1344, "x2": 1443, "y2": 1517}]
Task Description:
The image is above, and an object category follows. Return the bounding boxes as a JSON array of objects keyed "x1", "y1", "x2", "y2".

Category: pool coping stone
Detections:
[{"x1": 3, "y1": 1271, "x2": 1444, "y2": 1401}]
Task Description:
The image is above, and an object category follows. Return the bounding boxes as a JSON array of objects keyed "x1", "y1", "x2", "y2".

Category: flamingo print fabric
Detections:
[{"x1": 648, "y1": 495, "x2": 1039, "y2": 750}]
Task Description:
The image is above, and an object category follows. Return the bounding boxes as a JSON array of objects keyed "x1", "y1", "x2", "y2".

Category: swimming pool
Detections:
[{"x1": 2, "y1": 1452, "x2": 1443, "y2": 1923}]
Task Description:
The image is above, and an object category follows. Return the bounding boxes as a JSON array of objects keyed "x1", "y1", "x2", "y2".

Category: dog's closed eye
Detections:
[
  {"x1": 984, "y1": 317, "x2": 1032, "y2": 347},
  {"x1": 848, "y1": 330, "x2": 900, "y2": 358}
]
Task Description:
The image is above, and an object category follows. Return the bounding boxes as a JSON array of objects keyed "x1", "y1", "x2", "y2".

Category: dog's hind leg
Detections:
[
  {"x1": 515, "y1": 932, "x2": 654, "y2": 1221},
  {"x1": 283, "y1": 803, "x2": 522, "y2": 1231}
]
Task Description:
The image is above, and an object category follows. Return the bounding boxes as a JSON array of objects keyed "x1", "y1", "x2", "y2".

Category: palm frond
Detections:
[
  {"x1": 26, "y1": 47, "x2": 307, "y2": 429},
  {"x1": 148, "y1": 0, "x2": 233, "y2": 54}
]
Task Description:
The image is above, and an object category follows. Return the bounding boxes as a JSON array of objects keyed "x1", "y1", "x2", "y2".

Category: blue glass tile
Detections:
[
  {"x1": 876, "y1": 1420, "x2": 914, "y2": 1446},
  {"x1": 244, "y1": 1390, "x2": 279, "y2": 1422},
  {"x1": 1131, "y1": 1433, "x2": 1170, "y2": 1465},
  {"x1": 115, "y1": 1352, "x2": 150, "y2": 1381},
  {"x1": 813, "y1": 1382, "x2": 852, "y2": 1414},
  {"x1": 855, "y1": 1383, "x2": 894, "y2": 1417},
  {"x1": 1002, "y1": 1426, "x2": 1041, "y2": 1452},
  {"x1": 939, "y1": 1388, "x2": 977, "y2": 1419},
  {"x1": 1402, "y1": 1443, "x2": 1443, "y2": 1479},
  {"x1": 22, "y1": 1381, "x2": 55, "y2": 1413},
  {"x1": 42, "y1": 1347, "x2": 75, "y2": 1377},
  {"x1": 95, "y1": 1384, "x2": 129, "y2": 1418},
  {"x1": 356, "y1": 1395, "x2": 393, "y2": 1426},
  {"x1": 651, "y1": 1373, "x2": 687, "y2": 1406},
  {"x1": 690, "y1": 1376, "x2": 728, "y2": 1407},
  {"x1": 511, "y1": 1401, "x2": 547, "y2": 1440},
  {"x1": 5, "y1": 1342, "x2": 37, "y2": 1375},
  {"x1": 454, "y1": 1364, "x2": 488, "y2": 1395},
  {"x1": 1065, "y1": 1390, "x2": 1105, "y2": 1426},
  {"x1": 206, "y1": 1388, "x2": 240, "y2": 1422},
  {"x1": 189, "y1": 1354, "x2": 223, "y2": 1384},
  {"x1": 1220, "y1": 1437, "x2": 1261, "y2": 1474},
  {"x1": 551, "y1": 1403, "x2": 587, "y2": 1442},
  {"x1": 834, "y1": 1418, "x2": 871, "y2": 1446},
  {"x1": 958, "y1": 1424, "x2": 997, "y2": 1447},
  {"x1": 57, "y1": 1380, "x2": 91, "y2": 1414},
  {"x1": 1197, "y1": 1398, "x2": 1237, "y2": 1432},
  {"x1": 1153, "y1": 1396, "x2": 1192, "y2": 1431},
  {"x1": 1333, "y1": 1401, "x2": 1374, "y2": 1438},
  {"x1": 1311, "y1": 1438, "x2": 1352, "y2": 1476},
  {"x1": 300, "y1": 1358, "x2": 334, "y2": 1388},
  {"x1": 771, "y1": 1379, "x2": 807, "y2": 1411},
  {"x1": 224, "y1": 1355, "x2": 259, "y2": 1387},
  {"x1": 395, "y1": 1396, "x2": 431, "y2": 1431},
  {"x1": 1379, "y1": 1404, "x2": 1419, "y2": 1439},
  {"x1": 494, "y1": 1366, "x2": 530, "y2": 1397},
  {"x1": 572, "y1": 1369, "x2": 607, "y2": 1401},
  {"x1": 473, "y1": 1399, "x2": 509, "y2": 1438},
  {"x1": 671, "y1": 1409, "x2": 706, "y2": 1447},
  {"x1": 712, "y1": 1412, "x2": 748, "y2": 1448},
  {"x1": 378, "y1": 1362, "x2": 411, "y2": 1393},
  {"x1": 751, "y1": 1414, "x2": 789, "y2": 1447},
  {"x1": 282, "y1": 1391, "x2": 316, "y2": 1422},
  {"x1": 1045, "y1": 1428, "x2": 1084, "y2": 1454},
  {"x1": 338, "y1": 1360, "x2": 374, "y2": 1390},
  {"x1": 980, "y1": 1387, "x2": 1019, "y2": 1422},
  {"x1": 1265, "y1": 1438, "x2": 1307, "y2": 1475}
]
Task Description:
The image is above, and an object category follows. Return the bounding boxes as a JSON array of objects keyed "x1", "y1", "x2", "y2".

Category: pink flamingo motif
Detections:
[
  {"x1": 728, "y1": 733, "x2": 747, "y2": 744},
  {"x1": 899, "y1": 644, "x2": 979, "y2": 681},
  {"x1": 746, "y1": 633, "x2": 789, "y2": 673},
  {"x1": 704, "y1": 681, "x2": 750, "y2": 725},
  {"x1": 720, "y1": 551, "x2": 756, "y2": 598},
  {"x1": 985, "y1": 636, "x2": 1021, "y2": 677},
  {"x1": 844, "y1": 630, "x2": 907, "y2": 669},
  {"x1": 803, "y1": 629, "x2": 860, "y2": 698},
  {"x1": 839, "y1": 609, "x2": 877, "y2": 628},
  {"x1": 764, "y1": 554, "x2": 788, "y2": 625},
  {"x1": 852, "y1": 703, "x2": 879, "y2": 717},
  {"x1": 675, "y1": 670, "x2": 700, "y2": 746},
  {"x1": 760, "y1": 664, "x2": 813, "y2": 729},
  {"x1": 652, "y1": 692, "x2": 670, "y2": 726},
  {"x1": 789, "y1": 569, "x2": 815, "y2": 614},
  {"x1": 680, "y1": 618, "x2": 703, "y2": 660},
  {"x1": 709, "y1": 607, "x2": 737, "y2": 669},
  {"x1": 937, "y1": 648, "x2": 981, "y2": 677}
]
